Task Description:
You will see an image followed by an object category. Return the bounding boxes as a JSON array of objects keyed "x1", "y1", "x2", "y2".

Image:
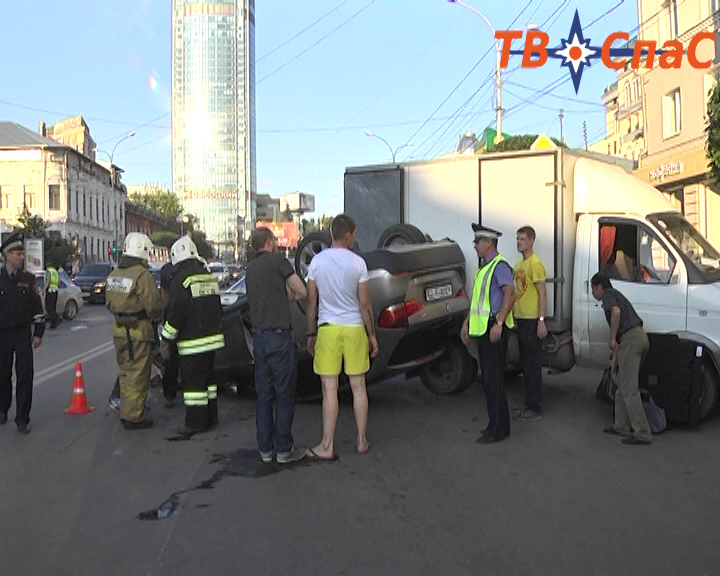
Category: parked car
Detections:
[
  {"x1": 73, "y1": 262, "x2": 114, "y2": 304},
  {"x1": 34, "y1": 269, "x2": 84, "y2": 320},
  {"x1": 214, "y1": 229, "x2": 473, "y2": 398},
  {"x1": 208, "y1": 262, "x2": 230, "y2": 287},
  {"x1": 220, "y1": 274, "x2": 246, "y2": 307}
]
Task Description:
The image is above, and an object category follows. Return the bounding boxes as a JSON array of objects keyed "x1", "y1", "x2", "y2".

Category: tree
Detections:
[
  {"x1": 150, "y1": 230, "x2": 179, "y2": 250},
  {"x1": 488, "y1": 134, "x2": 566, "y2": 153},
  {"x1": 300, "y1": 214, "x2": 333, "y2": 237},
  {"x1": 14, "y1": 205, "x2": 77, "y2": 268},
  {"x1": 706, "y1": 79, "x2": 720, "y2": 180},
  {"x1": 128, "y1": 188, "x2": 183, "y2": 230}
]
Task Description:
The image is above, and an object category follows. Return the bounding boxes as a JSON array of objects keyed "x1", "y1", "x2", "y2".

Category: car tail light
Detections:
[
  {"x1": 455, "y1": 288, "x2": 467, "y2": 299},
  {"x1": 378, "y1": 300, "x2": 424, "y2": 329}
]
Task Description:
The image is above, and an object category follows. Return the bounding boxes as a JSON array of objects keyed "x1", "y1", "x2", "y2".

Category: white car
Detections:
[
  {"x1": 220, "y1": 275, "x2": 246, "y2": 307},
  {"x1": 208, "y1": 262, "x2": 230, "y2": 287}
]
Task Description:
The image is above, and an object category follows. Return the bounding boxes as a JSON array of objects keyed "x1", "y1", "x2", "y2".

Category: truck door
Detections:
[{"x1": 585, "y1": 216, "x2": 687, "y2": 366}]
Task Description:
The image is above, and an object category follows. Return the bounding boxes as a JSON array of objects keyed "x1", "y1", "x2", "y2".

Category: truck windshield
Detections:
[{"x1": 650, "y1": 214, "x2": 720, "y2": 282}]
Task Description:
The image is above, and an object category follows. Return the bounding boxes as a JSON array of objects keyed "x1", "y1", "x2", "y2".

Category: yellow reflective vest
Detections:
[
  {"x1": 47, "y1": 267, "x2": 59, "y2": 292},
  {"x1": 469, "y1": 254, "x2": 515, "y2": 337}
]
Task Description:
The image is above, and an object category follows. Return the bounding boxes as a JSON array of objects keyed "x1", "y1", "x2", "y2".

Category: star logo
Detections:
[{"x1": 507, "y1": 10, "x2": 660, "y2": 94}]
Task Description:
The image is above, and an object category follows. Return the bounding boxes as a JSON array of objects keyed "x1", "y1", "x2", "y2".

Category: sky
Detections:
[{"x1": 0, "y1": 0, "x2": 639, "y2": 219}]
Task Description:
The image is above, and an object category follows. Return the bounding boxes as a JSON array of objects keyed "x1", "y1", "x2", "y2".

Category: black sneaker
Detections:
[
  {"x1": 0, "y1": 412, "x2": 7, "y2": 425},
  {"x1": 16, "y1": 423, "x2": 31, "y2": 434}
]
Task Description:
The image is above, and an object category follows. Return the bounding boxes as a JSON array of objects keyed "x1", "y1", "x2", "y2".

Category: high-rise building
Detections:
[{"x1": 172, "y1": 0, "x2": 256, "y2": 257}]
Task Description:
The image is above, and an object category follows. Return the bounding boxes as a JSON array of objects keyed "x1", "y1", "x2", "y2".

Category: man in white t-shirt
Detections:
[{"x1": 305, "y1": 214, "x2": 379, "y2": 459}]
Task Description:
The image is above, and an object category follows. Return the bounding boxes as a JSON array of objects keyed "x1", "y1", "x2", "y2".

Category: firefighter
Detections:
[
  {"x1": 106, "y1": 232, "x2": 163, "y2": 430},
  {"x1": 162, "y1": 236, "x2": 225, "y2": 436},
  {"x1": 0, "y1": 232, "x2": 45, "y2": 434}
]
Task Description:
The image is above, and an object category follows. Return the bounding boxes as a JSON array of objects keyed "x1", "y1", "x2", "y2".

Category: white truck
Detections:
[{"x1": 344, "y1": 147, "x2": 720, "y2": 417}]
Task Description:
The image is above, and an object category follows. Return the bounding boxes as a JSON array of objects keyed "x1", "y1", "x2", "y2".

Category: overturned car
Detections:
[{"x1": 214, "y1": 226, "x2": 475, "y2": 398}]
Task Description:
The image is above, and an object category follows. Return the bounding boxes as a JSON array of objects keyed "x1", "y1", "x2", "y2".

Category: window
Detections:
[
  {"x1": 96, "y1": 198, "x2": 99, "y2": 222},
  {"x1": 669, "y1": 1, "x2": 679, "y2": 39},
  {"x1": 49, "y1": 184, "x2": 60, "y2": 210},
  {"x1": 638, "y1": 230, "x2": 677, "y2": 283},
  {"x1": 75, "y1": 190, "x2": 79, "y2": 215},
  {"x1": 23, "y1": 185, "x2": 36, "y2": 209},
  {"x1": 662, "y1": 89, "x2": 681, "y2": 138},
  {"x1": 67, "y1": 189, "x2": 72, "y2": 212},
  {"x1": 713, "y1": 0, "x2": 719, "y2": 15},
  {"x1": 83, "y1": 193, "x2": 87, "y2": 217},
  {"x1": 599, "y1": 222, "x2": 677, "y2": 284}
]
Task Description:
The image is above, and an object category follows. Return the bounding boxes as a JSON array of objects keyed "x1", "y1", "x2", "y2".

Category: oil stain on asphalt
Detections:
[{"x1": 137, "y1": 448, "x2": 336, "y2": 520}]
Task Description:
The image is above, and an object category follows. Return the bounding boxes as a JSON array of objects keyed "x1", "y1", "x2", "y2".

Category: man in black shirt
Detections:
[
  {"x1": 591, "y1": 272, "x2": 651, "y2": 445},
  {"x1": 246, "y1": 227, "x2": 307, "y2": 464}
]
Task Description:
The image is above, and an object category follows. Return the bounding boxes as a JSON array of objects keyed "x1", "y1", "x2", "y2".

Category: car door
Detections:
[{"x1": 586, "y1": 216, "x2": 687, "y2": 366}]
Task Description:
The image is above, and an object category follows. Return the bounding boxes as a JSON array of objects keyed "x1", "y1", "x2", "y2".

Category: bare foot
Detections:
[
  {"x1": 306, "y1": 446, "x2": 336, "y2": 460},
  {"x1": 357, "y1": 442, "x2": 370, "y2": 454}
]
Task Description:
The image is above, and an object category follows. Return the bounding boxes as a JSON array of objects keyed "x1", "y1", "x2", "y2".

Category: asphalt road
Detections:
[{"x1": 1, "y1": 304, "x2": 719, "y2": 576}]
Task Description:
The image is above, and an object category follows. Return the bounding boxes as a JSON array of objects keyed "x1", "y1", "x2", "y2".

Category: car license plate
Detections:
[{"x1": 425, "y1": 284, "x2": 452, "y2": 301}]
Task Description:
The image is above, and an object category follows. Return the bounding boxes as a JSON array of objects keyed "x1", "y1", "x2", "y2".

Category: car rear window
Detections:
[
  {"x1": 78, "y1": 264, "x2": 111, "y2": 277},
  {"x1": 209, "y1": 264, "x2": 225, "y2": 273}
]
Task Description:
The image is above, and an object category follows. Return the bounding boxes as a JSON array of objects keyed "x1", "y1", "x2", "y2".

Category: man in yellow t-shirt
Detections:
[{"x1": 513, "y1": 226, "x2": 548, "y2": 422}]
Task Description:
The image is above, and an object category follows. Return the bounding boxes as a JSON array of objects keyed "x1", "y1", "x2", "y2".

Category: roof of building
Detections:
[{"x1": 0, "y1": 122, "x2": 68, "y2": 149}]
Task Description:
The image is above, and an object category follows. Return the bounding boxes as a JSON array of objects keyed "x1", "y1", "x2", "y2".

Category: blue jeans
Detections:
[{"x1": 253, "y1": 329, "x2": 297, "y2": 454}]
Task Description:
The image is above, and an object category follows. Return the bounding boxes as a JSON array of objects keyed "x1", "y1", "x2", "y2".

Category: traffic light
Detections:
[
  {"x1": 111, "y1": 242, "x2": 118, "y2": 255},
  {"x1": 107, "y1": 247, "x2": 112, "y2": 255}
]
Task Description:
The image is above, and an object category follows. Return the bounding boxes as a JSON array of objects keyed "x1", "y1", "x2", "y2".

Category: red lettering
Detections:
[
  {"x1": 658, "y1": 40, "x2": 684, "y2": 69},
  {"x1": 688, "y1": 32, "x2": 714, "y2": 69},
  {"x1": 521, "y1": 30, "x2": 549, "y2": 68},
  {"x1": 632, "y1": 40, "x2": 656, "y2": 68},
  {"x1": 495, "y1": 30, "x2": 523, "y2": 67},
  {"x1": 602, "y1": 32, "x2": 628, "y2": 69}
]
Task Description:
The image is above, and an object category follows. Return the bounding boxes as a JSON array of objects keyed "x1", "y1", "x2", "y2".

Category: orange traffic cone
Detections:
[{"x1": 65, "y1": 362, "x2": 95, "y2": 415}]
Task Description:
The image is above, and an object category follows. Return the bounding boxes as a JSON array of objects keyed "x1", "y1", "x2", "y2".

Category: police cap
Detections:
[
  {"x1": 1, "y1": 231, "x2": 25, "y2": 254},
  {"x1": 471, "y1": 224, "x2": 502, "y2": 242}
]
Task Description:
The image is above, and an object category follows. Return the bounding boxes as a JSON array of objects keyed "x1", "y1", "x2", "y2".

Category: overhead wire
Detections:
[
  {"x1": 257, "y1": 0, "x2": 349, "y2": 62},
  {"x1": 257, "y1": 0, "x2": 375, "y2": 85}
]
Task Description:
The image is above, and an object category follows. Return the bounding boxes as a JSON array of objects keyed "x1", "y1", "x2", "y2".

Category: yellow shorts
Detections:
[{"x1": 313, "y1": 325, "x2": 370, "y2": 377}]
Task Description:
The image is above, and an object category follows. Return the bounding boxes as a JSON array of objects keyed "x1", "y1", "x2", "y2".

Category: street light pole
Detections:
[
  {"x1": 364, "y1": 131, "x2": 413, "y2": 162},
  {"x1": 447, "y1": 0, "x2": 503, "y2": 143},
  {"x1": 95, "y1": 131, "x2": 135, "y2": 261}
]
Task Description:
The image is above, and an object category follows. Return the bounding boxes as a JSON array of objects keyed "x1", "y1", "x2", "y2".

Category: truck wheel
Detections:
[
  {"x1": 295, "y1": 231, "x2": 332, "y2": 281},
  {"x1": 699, "y1": 362, "x2": 719, "y2": 419},
  {"x1": 377, "y1": 224, "x2": 428, "y2": 248},
  {"x1": 419, "y1": 339, "x2": 474, "y2": 395}
]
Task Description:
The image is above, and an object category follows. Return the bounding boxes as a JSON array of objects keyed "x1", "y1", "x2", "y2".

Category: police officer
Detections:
[
  {"x1": 0, "y1": 232, "x2": 45, "y2": 434},
  {"x1": 162, "y1": 236, "x2": 224, "y2": 437},
  {"x1": 44, "y1": 262, "x2": 60, "y2": 329},
  {"x1": 461, "y1": 225, "x2": 515, "y2": 444},
  {"x1": 105, "y1": 232, "x2": 163, "y2": 430}
]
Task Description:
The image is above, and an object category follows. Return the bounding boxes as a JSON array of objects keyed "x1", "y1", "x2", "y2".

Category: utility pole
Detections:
[
  {"x1": 583, "y1": 121, "x2": 588, "y2": 150},
  {"x1": 559, "y1": 109, "x2": 565, "y2": 145}
]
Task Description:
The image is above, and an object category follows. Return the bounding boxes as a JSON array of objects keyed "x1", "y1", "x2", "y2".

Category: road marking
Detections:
[{"x1": 34, "y1": 341, "x2": 115, "y2": 386}]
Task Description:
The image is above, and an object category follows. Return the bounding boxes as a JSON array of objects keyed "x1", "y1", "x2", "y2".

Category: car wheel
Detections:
[
  {"x1": 377, "y1": 224, "x2": 428, "y2": 248},
  {"x1": 63, "y1": 300, "x2": 79, "y2": 321},
  {"x1": 295, "y1": 231, "x2": 332, "y2": 282},
  {"x1": 699, "y1": 361, "x2": 719, "y2": 419},
  {"x1": 419, "y1": 338, "x2": 474, "y2": 395}
]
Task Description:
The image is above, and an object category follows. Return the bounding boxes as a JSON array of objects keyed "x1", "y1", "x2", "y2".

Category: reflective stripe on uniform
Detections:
[
  {"x1": 184, "y1": 390, "x2": 208, "y2": 406},
  {"x1": 177, "y1": 334, "x2": 225, "y2": 355},
  {"x1": 207, "y1": 384, "x2": 218, "y2": 400},
  {"x1": 182, "y1": 274, "x2": 218, "y2": 289},
  {"x1": 161, "y1": 321, "x2": 179, "y2": 340}
]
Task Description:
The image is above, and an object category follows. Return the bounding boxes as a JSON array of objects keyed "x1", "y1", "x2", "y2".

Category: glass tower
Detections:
[{"x1": 172, "y1": 0, "x2": 256, "y2": 256}]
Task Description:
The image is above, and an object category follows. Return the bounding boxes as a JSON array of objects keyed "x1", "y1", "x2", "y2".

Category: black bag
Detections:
[
  {"x1": 640, "y1": 389, "x2": 667, "y2": 434},
  {"x1": 595, "y1": 368, "x2": 617, "y2": 404}
]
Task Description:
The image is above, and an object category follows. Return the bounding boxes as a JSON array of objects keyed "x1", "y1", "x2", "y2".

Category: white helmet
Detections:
[
  {"x1": 123, "y1": 232, "x2": 153, "y2": 260},
  {"x1": 171, "y1": 236, "x2": 199, "y2": 266}
]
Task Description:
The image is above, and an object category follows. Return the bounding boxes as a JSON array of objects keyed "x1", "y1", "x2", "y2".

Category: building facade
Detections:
[
  {"x1": 0, "y1": 121, "x2": 126, "y2": 264},
  {"x1": 636, "y1": 0, "x2": 720, "y2": 247},
  {"x1": 171, "y1": 0, "x2": 257, "y2": 256},
  {"x1": 45, "y1": 115, "x2": 97, "y2": 161}
]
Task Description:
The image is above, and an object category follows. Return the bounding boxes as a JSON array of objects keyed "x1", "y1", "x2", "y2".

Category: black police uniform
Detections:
[{"x1": 0, "y1": 233, "x2": 46, "y2": 431}]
